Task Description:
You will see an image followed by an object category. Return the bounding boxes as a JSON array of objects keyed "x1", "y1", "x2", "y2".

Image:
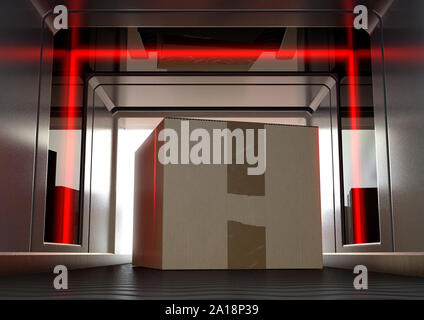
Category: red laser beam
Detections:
[
  {"x1": 68, "y1": 48, "x2": 354, "y2": 61},
  {"x1": 3, "y1": 46, "x2": 424, "y2": 62},
  {"x1": 60, "y1": 1, "x2": 83, "y2": 244},
  {"x1": 344, "y1": 0, "x2": 364, "y2": 244},
  {"x1": 61, "y1": 29, "x2": 79, "y2": 244}
]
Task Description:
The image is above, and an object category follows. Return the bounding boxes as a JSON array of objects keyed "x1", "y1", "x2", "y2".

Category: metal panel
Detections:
[
  {"x1": 87, "y1": 94, "x2": 117, "y2": 253},
  {"x1": 31, "y1": 18, "x2": 90, "y2": 253},
  {"x1": 102, "y1": 84, "x2": 323, "y2": 109},
  {"x1": 380, "y1": 0, "x2": 424, "y2": 251},
  {"x1": 334, "y1": 46, "x2": 394, "y2": 252},
  {"x1": 329, "y1": 17, "x2": 394, "y2": 253},
  {"x1": 0, "y1": 1, "x2": 47, "y2": 251},
  {"x1": 309, "y1": 99, "x2": 338, "y2": 253},
  {"x1": 90, "y1": 73, "x2": 335, "y2": 113},
  {"x1": 47, "y1": 0, "x2": 378, "y2": 28}
]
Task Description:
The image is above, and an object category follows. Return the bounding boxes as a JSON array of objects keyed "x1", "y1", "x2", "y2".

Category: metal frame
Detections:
[
  {"x1": 334, "y1": 22, "x2": 394, "y2": 252},
  {"x1": 87, "y1": 71, "x2": 340, "y2": 255},
  {"x1": 31, "y1": 8, "x2": 393, "y2": 254}
]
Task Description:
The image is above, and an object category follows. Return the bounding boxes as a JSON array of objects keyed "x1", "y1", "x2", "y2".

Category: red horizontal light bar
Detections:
[
  {"x1": 70, "y1": 48, "x2": 355, "y2": 60},
  {"x1": 2, "y1": 47, "x2": 424, "y2": 62}
]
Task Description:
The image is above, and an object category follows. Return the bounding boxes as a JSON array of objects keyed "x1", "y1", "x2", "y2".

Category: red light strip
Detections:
[
  {"x1": 344, "y1": 0, "x2": 364, "y2": 244},
  {"x1": 61, "y1": 29, "x2": 79, "y2": 244},
  {"x1": 69, "y1": 48, "x2": 354, "y2": 60},
  {"x1": 3, "y1": 46, "x2": 424, "y2": 62}
]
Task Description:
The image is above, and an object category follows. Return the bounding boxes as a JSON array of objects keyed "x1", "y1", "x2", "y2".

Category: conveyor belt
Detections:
[{"x1": 1, "y1": 264, "x2": 424, "y2": 299}]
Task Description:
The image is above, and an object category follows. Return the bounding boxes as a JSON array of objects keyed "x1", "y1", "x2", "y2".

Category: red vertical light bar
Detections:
[
  {"x1": 345, "y1": 0, "x2": 364, "y2": 244},
  {"x1": 348, "y1": 50, "x2": 364, "y2": 244},
  {"x1": 60, "y1": 0, "x2": 83, "y2": 244},
  {"x1": 53, "y1": 44, "x2": 71, "y2": 243},
  {"x1": 62, "y1": 30, "x2": 78, "y2": 244}
]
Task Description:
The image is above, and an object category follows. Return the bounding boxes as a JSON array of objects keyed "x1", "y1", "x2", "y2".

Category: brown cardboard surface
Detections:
[
  {"x1": 227, "y1": 220, "x2": 266, "y2": 269},
  {"x1": 133, "y1": 121, "x2": 164, "y2": 269},
  {"x1": 227, "y1": 122, "x2": 265, "y2": 196},
  {"x1": 162, "y1": 119, "x2": 228, "y2": 269},
  {"x1": 133, "y1": 118, "x2": 322, "y2": 270},
  {"x1": 264, "y1": 124, "x2": 322, "y2": 268}
]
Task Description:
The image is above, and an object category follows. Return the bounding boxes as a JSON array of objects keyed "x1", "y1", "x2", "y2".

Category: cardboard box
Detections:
[{"x1": 133, "y1": 118, "x2": 322, "y2": 269}]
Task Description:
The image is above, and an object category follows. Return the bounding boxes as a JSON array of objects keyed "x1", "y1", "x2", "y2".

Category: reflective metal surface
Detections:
[
  {"x1": 381, "y1": 0, "x2": 424, "y2": 251},
  {"x1": 0, "y1": 1, "x2": 48, "y2": 251},
  {"x1": 90, "y1": 74, "x2": 335, "y2": 112},
  {"x1": 43, "y1": 0, "x2": 380, "y2": 28},
  {"x1": 309, "y1": 100, "x2": 338, "y2": 253},
  {"x1": 87, "y1": 95, "x2": 117, "y2": 253}
]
